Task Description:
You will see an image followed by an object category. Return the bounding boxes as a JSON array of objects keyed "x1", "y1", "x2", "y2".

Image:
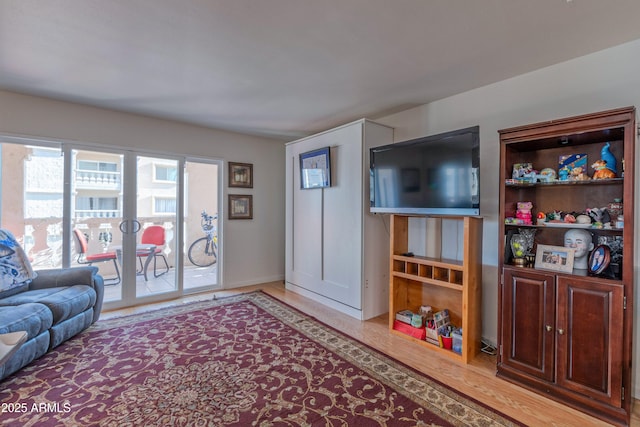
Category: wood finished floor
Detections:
[{"x1": 102, "y1": 281, "x2": 639, "y2": 427}]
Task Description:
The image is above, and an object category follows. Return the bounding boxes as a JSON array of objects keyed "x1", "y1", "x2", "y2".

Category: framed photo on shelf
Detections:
[
  {"x1": 228, "y1": 194, "x2": 253, "y2": 220},
  {"x1": 299, "y1": 147, "x2": 331, "y2": 189},
  {"x1": 588, "y1": 244, "x2": 611, "y2": 275},
  {"x1": 229, "y1": 162, "x2": 253, "y2": 188},
  {"x1": 534, "y1": 244, "x2": 575, "y2": 273}
]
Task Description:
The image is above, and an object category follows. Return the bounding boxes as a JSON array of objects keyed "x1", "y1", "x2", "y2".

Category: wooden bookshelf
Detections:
[
  {"x1": 496, "y1": 107, "x2": 636, "y2": 426},
  {"x1": 388, "y1": 214, "x2": 483, "y2": 363}
]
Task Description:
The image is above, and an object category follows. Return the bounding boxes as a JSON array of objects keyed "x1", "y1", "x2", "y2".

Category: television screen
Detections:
[{"x1": 370, "y1": 126, "x2": 480, "y2": 216}]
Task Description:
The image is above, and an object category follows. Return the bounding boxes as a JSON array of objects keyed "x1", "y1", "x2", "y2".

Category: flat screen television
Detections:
[{"x1": 369, "y1": 126, "x2": 480, "y2": 216}]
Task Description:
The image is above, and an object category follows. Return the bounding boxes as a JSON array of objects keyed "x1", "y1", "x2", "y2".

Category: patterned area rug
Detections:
[{"x1": 0, "y1": 291, "x2": 522, "y2": 426}]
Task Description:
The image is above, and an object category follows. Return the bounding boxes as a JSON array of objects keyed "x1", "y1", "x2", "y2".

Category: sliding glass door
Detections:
[
  {"x1": 133, "y1": 155, "x2": 180, "y2": 298},
  {"x1": 0, "y1": 138, "x2": 222, "y2": 310},
  {"x1": 183, "y1": 159, "x2": 220, "y2": 291},
  {"x1": 69, "y1": 149, "x2": 182, "y2": 306},
  {"x1": 69, "y1": 149, "x2": 124, "y2": 302}
]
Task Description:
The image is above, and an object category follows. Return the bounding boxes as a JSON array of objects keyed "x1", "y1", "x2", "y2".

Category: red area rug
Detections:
[{"x1": 0, "y1": 291, "x2": 522, "y2": 426}]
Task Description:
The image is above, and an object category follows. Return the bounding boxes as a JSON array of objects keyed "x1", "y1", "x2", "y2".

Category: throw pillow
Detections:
[{"x1": 0, "y1": 229, "x2": 37, "y2": 293}]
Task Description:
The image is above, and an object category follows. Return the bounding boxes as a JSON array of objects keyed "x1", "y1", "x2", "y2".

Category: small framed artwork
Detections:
[
  {"x1": 228, "y1": 194, "x2": 253, "y2": 220},
  {"x1": 229, "y1": 162, "x2": 253, "y2": 188},
  {"x1": 588, "y1": 244, "x2": 611, "y2": 275},
  {"x1": 300, "y1": 147, "x2": 331, "y2": 189},
  {"x1": 534, "y1": 244, "x2": 575, "y2": 273}
]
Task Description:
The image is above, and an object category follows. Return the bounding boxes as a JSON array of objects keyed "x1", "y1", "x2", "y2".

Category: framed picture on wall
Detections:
[
  {"x1": 229, "y1": 162, "x2": 253, "y2": 188},
  {"x1": 299, "y1": 147, "x2": 331, "y2": 189},
  {"x1": 228, "y1": 194, "x2": 253, "y2": 220}
]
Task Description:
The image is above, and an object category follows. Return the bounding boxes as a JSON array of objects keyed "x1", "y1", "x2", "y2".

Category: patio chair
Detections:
[
  {"x1": 73, "y1": 229, "x2": 121, "y2": 285},
  {"x1": 137, "y1": 225, "x2": 169, "y2": 278}
]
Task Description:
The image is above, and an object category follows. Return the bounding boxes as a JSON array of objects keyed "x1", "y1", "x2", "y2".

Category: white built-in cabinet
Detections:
[{"x1": 285, "y1": 119, "x2": 393, "y2": 320}]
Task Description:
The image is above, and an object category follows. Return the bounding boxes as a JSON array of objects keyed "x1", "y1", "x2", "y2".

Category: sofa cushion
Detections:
[
  {"x1": 0, "y1": 282, "x2": 29, "y2": 300},
  {"x1": 0, "y1": 331, "x2": 50, "y2": 381},
  {"x1": 49, "y1": 310, "x2": 94, "y2": 349},
  {"x1": 0, "y1": 303, "x2": 53, "y2": 338},
  {"x1": 0, "y1": 229, "x2": 37, "y2": 298},
  {"x1": 0, "y1": 285, "x2": 97, "y2": 325}
]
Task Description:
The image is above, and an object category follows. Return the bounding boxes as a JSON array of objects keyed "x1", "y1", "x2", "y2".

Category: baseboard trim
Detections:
[
  {"x1": 224, "y1": 275, "x2": 285, "y2": 289},
  {"x1": 285, "y1": 281, "x2": 365, "y2": 320}
]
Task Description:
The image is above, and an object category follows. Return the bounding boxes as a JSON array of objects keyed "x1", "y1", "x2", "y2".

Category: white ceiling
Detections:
[{"x1": 3, "y1": 0, "x2": 640, "y2": 140}]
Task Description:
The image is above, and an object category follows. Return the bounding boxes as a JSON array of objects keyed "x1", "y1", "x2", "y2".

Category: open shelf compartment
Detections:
[{"x1": 388, "y1": 214, "x2": 483, "y2": 364}]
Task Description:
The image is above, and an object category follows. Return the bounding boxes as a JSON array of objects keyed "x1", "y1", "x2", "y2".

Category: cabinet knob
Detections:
[
  {"x1": 545, "y1": 325, "x2": 552, "y2": 332},
  {"x1": 558, "y1": 328, "x2": 565, "y2": 335}
]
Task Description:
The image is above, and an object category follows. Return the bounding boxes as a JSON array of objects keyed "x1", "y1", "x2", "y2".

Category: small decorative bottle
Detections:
[{"x1": 608, "y1": 198, "x2": 623, "y2": 218}]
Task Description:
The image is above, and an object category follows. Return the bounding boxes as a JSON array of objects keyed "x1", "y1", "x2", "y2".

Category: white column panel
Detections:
[{"x1": 322, "y1": 124, "x2": 362, "y2": 308}]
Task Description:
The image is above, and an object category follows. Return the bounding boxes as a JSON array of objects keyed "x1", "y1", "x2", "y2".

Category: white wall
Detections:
[
  {"x1": 376, "y1": 38, "x2": 640, "y2": 395},
  {"x1": 0, "y1": 90, "x2": 286, "y2": 289}
]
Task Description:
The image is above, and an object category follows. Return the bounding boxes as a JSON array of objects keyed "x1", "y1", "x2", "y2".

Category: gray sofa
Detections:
[{"x1": 0, "y1": 266, "x2": 104, "y2": 381}]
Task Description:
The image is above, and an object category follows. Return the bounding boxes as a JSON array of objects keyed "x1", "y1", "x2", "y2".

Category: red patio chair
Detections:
[
  {"x1": 73, "y1": 229, "x2": 120, "y2": 285},
  {"x1": 137, "y1": 225, "x2": 169, "y2": 278}
]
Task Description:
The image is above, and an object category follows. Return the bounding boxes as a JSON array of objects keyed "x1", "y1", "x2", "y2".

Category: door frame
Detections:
[{"x1": 182, "y1": 156, "x2": 224, "y2": 296}]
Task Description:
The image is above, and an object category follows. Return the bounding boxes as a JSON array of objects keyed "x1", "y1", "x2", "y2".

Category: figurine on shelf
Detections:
[
  {"x1": 558, "y1": 167, "x2": 570, "y2": 181},
  {"x1": 538, "y1": 168, "x2": 557, "y2": 182},
  {"x1": 559, "y1": 153, "x2": 587, "y2": 181},
  {"x1": 564, "y1": 229, "x2": 594, "y2": 270},
  {"x1": 547, "y1": 210, "x2": 563, "y2": 222},
  {"x1": 576, "y1": 214, "x2": 592, "y2": 225},
  {"x1": 587, "y1": 207, "x2": 612, "y2": 228},
  {"x1": 522, "y1": 170, "x2": 539, "y2": 183},
  {"x1": 591, "y1": 159, "x2": 616, "y2": 179},
  {"x1": 512, "y1": 162, "x2": 533, "y2": 179},
  {"x1": 515, "y1": 201, "x2": 533, "y2": 225},
  {"x1": 600, "y1": 142, "x2": 617, "y2": 174},
  {"x1": 569, "y1": 166, "x2": 590, "y2": 181}
]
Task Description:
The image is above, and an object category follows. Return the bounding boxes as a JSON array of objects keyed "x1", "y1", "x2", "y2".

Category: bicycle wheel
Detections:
[{"x1": 188, "y1": 237, "x2": 217, "y2": 267}]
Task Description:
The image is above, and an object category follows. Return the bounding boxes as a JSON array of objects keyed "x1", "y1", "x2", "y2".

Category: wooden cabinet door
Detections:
[
  {"x1": 556, "y1": 277, "x2": 624, "y2": 407},
  {"x1": 501, "y1": 268, "x2": 556, "y2": 381}
]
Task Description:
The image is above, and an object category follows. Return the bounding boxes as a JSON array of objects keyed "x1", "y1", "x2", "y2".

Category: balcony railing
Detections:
[
  {"x1": 17, "y1": 217, "x2": 178, "y2": 270},
  {"x1": 74, "y1": 209, "x2": 120, "y2": 219},
  {"x1": 74, "y1": 170, "x2": 120, "y2": 189},
  {"x1": 12, "y1": 216, "x2": 214, "y2": 275}
]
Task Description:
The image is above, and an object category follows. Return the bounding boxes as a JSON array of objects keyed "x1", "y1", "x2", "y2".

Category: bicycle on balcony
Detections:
[{"x1": 187, "y1": 211, "x2": 218, "y2": 267}]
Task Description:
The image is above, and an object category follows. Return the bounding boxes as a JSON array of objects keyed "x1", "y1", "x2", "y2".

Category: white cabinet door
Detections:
[
  {"x1": 322, "y1": 125, "x2": 362, "y2": 308},
  {"x1": 286, "y1": 139, "x2": 325, "y2": 290},
  {"x1": 286, "y1": 122, "x2": 363, "y2": 309}
]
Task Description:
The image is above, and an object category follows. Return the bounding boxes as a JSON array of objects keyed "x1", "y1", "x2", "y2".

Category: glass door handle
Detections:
[{"x1": 119, "y1": 220, "x2": 142, "y2": 234}]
